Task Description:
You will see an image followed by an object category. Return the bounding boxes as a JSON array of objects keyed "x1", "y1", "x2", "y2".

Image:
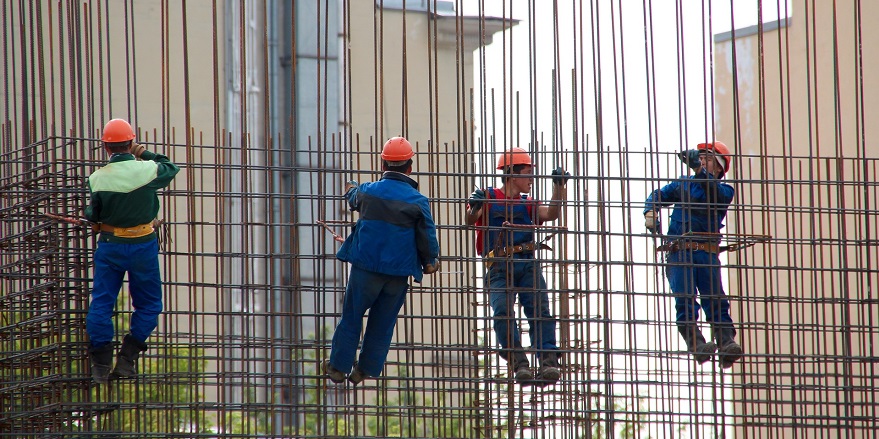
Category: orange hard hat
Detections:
[
  {"x1": 697, "y1": 141, "x2": 732, "y2": 174},
  {"x1": 101, "y1": 119, "x2": 136, "y2": 143},
  {"x1": 381, "y1": 137, "x2": 415, "y2": 161},
  {"x1": 496, "y1": 147, "x2": 532, "y2": 170}
]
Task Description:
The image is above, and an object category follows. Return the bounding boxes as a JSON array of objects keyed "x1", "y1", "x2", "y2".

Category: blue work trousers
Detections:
[
  {"x1": 665, "y1": 249, "x2": 734, "y2": 330},
  {"x1": 87, "y1": 239, "x2": 163, "y2": 348},
  {"x1": 487, "y1": 257, "x2": 558, "y2": 361},
  {"x1": 330, "y1": 266, "x2": 409, "y2": 377}
]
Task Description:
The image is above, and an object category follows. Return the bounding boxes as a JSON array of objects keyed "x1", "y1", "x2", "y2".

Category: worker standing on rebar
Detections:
[
  {"x1": 466, "y1": 147, "x2": 569, "y2": 384},
  {"x1": 324, "y1": 136, "x2": 440, "y2": 385},
  {"x1": 85, "y1": 118, "x2": 180, "y2": 384},
  {"x1": 643, "y1": 141, "x2": 744, "y2": 368}
]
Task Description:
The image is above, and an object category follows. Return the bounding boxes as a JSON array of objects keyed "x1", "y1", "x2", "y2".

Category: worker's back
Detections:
[{"x1": 336, "y1": 171, "x2": 438, "y2": 282}]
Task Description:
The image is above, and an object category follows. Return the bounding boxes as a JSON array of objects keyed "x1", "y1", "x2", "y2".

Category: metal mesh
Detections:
[{"x1": 1, "y1": 1, "x2": 877, "y2": 437}]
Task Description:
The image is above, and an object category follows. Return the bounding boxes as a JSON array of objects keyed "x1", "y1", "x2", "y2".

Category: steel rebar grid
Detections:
[{"x1": 1, "y1": 1, "x2": 878, "y2": 438}]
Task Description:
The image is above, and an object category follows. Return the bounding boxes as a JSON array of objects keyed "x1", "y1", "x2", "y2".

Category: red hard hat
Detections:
[
  {"x1": 697, "y1": 141, "x2": 732, "y2": 174},
  {"x1": 496, "y1": 147, "x2": 532, "y2": 170},
  {"x1": 381, "y1": 137, "x2": 415, "y2": 161},
  {"x1": 101, "y1": 119, "x2": 136, "y2": 143}
]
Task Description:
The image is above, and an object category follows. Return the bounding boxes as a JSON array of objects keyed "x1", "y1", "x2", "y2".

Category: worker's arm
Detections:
[
  {"x1": 465, "y1": 189, "x2": 486, "y2": 225},
  {"x1": 643, "y1": 180, "x2": 681, "y2": 233},
  {"x1": 465, "y1": 206, "x2": 483, "y2": 225},
  {"x1": 84, "y1": 180, "x2": 101, "y2": 223},
  {"x1": 643, "y1": 179, "x2": 681, "y2": 214},
  {"x1": 135, "y1": 145, "x2": 181, "y2": 189},
  {"x1": 344, "y1": 180, "x2": 362, "y2": 212},
  {"x1": 538, "y1": 167, "x2": 570, "y2": 223},
  {"x1": 416, "y1": 199, "x2": 441, "y2": 274}
]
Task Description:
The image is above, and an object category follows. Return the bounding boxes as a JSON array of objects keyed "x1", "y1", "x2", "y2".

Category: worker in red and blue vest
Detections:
[
  {"x1": 324, "y1": 137, "x2": 440, "y2": 385},
  {"x1": 85, "y1": 118, "x2": 180, "y2": 384},
  {"x1": 643, "y1": 141, "x2": 743, "y2": 368},
  {"x1": 466, "y1": 147, "x2": 570, "y2": 384}
]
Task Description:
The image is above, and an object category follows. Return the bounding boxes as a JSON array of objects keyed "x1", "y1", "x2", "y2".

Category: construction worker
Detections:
[
  {"x1": 85, "y1": 118, "x2": 180, "y2": 383},
  {"x1": 324, "y1": 136, "x2": 440, "y2": 385},
  {"x1": 643, "y1": 141, "x2": 743, "y2": 368},
  {"x1": 466, "y1": 147, "x2": 570, "y2": 384}
]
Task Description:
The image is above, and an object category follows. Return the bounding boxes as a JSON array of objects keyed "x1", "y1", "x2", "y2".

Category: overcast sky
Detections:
[{"x1": 466, "y1": 0, "x2": 792, "y2": 157}]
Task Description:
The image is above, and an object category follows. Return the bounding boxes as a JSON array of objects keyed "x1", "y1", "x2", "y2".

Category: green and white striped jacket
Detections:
[{"x1": 85, "y1": 150, "x2": 180, "y2": 244}]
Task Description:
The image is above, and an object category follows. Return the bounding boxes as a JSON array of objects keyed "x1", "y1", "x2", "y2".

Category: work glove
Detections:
[
  {"x1": 644, "y1": 211, "x2": 659, "y2": 234},
  {"x1": 551, "y1": 167, "x2": 571, "y2": 186},
  {"x1": 468, "y1": 189, "x2": 486, "y2": 211},
  {"x1": 130, "y1": 143, "x2": 146, "y2": 159},
  {"x1": 678, "y1": 149, "x2": 701, "y2": 170},
  {"x1": 344, "y1": 180, "x2": 358, "y2": 192},
  {"x1": 423, "y1": 261, "x2": 440, "y2": 275}
]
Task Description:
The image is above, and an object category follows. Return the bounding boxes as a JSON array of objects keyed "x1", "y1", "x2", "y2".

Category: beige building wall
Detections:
[{"x1": 714, "y1": 1, "x2": 879, "y2": 436}]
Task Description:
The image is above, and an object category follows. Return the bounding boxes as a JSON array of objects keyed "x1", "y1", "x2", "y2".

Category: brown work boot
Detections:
[
  {"x1": 514, "y1": 363, "x2": 534, "y2": 382},
  {"x1": 323, "y1": 360, "x2": 346, "y2": 384},
  {"x1": 348, "y1": 364, "x2": 370, "y2": 385},
  {"x1": 678, "y1": 324, "x2": 717, "y2": 365},
  {"x1": 89, "y1": 343, "x2": 114, "y2": 384},
  {"x1": 536, "y1": 356, "x2": 561, "y2": 383},
  {"x1": 714, "y1": 325, "x2": 743, "y2": 368},
  {"x1": 510, "y1": 351, "x2": 533, "y2": 382},
  {"x1": 718, "y1": 342, "x2": 743, "y2": 368},
  {"x1": 111, "y1": 334, "x2": 148, "y2": 379}
]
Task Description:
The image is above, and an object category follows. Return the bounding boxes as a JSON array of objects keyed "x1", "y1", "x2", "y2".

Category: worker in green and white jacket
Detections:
[{"x1": 84, "y1": 118, "x2": 180, "y2": 384}]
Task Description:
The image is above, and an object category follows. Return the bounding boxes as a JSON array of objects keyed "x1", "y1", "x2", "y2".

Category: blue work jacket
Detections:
[
  {"x1": 336, "y1": 172, "x2": 440, "y2": 282},
  {"x1": 643, "y1": 170, "x2": 735, "y2": 244}
]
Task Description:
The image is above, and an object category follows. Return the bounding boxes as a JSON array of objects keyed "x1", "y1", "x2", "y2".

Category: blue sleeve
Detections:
[
  {"x1": 689, "y1": 170, "x2": 734, "y2": 208},
  {"x1": 644, "y1": 180, "x2": 681, "y2": 214},
  {"x1": 415, "y1": 198, "x2": 440, "y2": 266},
  {"x1": 345, "y1": 183, "x2": 364, "y2": 211},
  {"x1": 721, "y1": 184, "x2": 735, "y2": 205}
]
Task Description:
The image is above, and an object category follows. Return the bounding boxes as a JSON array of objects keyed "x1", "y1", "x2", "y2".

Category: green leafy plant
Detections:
[{"x1": 581, "y1": 394, "x2": 652, "y2": 439}]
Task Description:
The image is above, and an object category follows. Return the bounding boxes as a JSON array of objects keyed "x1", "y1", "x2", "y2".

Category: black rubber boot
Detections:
[
  {"x1": 678, "y1": 324, "x2": 717, "y2": 365},
  {"x1": 511, "y1": 350, "x2": 533, "y2": 382},
  {"x1": 89, "y1": 343, "x2": 114, "y2": 384},
  {"x1": 713, "y1": 325, "x2": 743, "y2": 369},
  {"x1": 536, "y1": 351, "x2": 561, "y2": 383},
  {"x1": 112, "y1": 334, "x2": 148, "y2": 379}
]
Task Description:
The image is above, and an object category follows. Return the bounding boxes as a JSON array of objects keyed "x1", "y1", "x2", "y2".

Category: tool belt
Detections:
[
  {"x1": 98, "y1": 222, "x2": 155, "y2": 238},
  {"x1": 491, "y1": 242, "x2": 541, "y2": 258},
  {"x1": 657, "y1": 241, "x2": 720, "y2": 253},
  {"x1": 484, "y1": 242, "x2": 546, "y2": 269}
]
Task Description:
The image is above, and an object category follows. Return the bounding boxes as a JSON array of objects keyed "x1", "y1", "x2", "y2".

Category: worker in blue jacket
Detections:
[
  {"x1": 324, "y1": 137, "x2": 440, "y2": 385},
  {"x1": 85, "y1": 118, "x2": 180, "y2": 384},
  {"x1": 643, "y1": 141, "x2": 743, "y2": 368}
]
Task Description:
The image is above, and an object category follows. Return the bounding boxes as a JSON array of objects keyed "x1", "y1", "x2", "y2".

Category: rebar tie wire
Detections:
[
  {"x1": 43, "y1": 212, "x2": 96, "y2": 228},
  {"x1": 317, "y1": 219, "x2": 353, "y2": 243}
]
